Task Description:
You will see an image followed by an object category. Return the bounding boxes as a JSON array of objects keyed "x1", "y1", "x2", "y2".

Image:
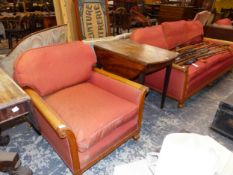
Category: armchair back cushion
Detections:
[{"x1": 14, "y1": 41, "x2": 96, "y2": 96}]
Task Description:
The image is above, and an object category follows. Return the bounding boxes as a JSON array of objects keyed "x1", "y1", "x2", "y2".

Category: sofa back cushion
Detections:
[
  {"x1": 215, "y1": 18, "x2": 232, "y2": 26},
  {"x1": 14, "y1": 41, "x2": 96, "y2": 96},
  {"x1": 130, "y1": 25, "x2": 169, "y2": 49},
  {"x1": 161, "y1": 20, "x2": 203, "y2": 49}
]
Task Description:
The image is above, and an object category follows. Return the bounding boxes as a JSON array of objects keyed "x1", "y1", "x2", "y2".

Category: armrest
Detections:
[
  {"x1": 172, "y1": 64, "x2": 188, "y2": 73},
  {"x1": 24, "y1": 88, "x2": 71, "y2": 138},
  {"x1": 90, "y1": 68, "x2": 148, "y2": 105},
  {"x1": 204, "y1": 37, "x2": 233, "y2": 46}
]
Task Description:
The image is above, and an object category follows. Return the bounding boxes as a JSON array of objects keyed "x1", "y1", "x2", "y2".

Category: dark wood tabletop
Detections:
[
  {"x1": 94, "y1": 39, "x2": 178, "y2": 108},
  {"x1": 94, "y1": 39, "x2": 177, "y2": 63},
  {"x1": 94, "y1": 39, "x2": 178, "y2": 79}
]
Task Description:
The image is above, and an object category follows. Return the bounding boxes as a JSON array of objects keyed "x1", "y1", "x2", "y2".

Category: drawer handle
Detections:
[{"x1": 11, "y1": 106, "x2": 20, "y2": 113}]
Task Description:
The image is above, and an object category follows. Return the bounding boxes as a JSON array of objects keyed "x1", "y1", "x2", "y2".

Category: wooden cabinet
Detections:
[
  {"x1": 0, "y1": 68, "x2": 31, "y2": 129},
  {"x1": 158, "y1": 5, "x2": 195, "y2": 23}
]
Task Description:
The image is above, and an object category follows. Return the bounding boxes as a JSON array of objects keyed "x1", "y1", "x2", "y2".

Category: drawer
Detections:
[{"x1": 0, "y1": 101, "x2": 29, "y2": 124}]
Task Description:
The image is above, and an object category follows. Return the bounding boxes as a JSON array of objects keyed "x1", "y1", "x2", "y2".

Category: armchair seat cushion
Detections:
[{"x1": 44, "y1": 82, "x2": 138, "y2": 152}]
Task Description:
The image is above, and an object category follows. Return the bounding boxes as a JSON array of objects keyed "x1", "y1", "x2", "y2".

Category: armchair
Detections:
[{"x1": 13, "y1": 41, "x2": 148, "y2": 174}]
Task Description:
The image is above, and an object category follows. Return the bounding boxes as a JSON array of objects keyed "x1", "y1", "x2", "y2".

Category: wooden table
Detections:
[
  {"x1": 94, "y1": 39, "x2": 178, "y2": 108},
  {"x1": 0, "y1": 68, "x2": 31, "y2": 139}
]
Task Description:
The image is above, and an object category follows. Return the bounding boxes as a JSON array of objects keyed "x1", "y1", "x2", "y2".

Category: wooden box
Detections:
[{"x1": 211, "y1": 93, "x2": 233, "y2": 140}]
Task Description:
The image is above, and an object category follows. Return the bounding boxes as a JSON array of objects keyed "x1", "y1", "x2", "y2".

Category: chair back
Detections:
[
  {"x1": 14, "y1": 41, "x2": 96, "y2": 96},
  {"x1": 193, "y1": 10, "x2": 212, "y2": 26}
]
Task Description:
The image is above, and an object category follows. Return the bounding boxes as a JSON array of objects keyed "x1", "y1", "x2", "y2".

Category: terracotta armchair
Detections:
[{"x1": 13, "y1": 41, "x2": 148, "y2": 174}]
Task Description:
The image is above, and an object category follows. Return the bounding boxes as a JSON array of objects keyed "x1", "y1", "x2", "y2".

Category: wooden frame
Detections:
[
  {"x1": 73, "y1": 0, "x2": 111, "y2": 40},
  {"x1": 25, "y1": 68, "x2": 148, "y2": 175},
  {"x1": 155, "y1": 38, "x2": 233, "y2": 108}
]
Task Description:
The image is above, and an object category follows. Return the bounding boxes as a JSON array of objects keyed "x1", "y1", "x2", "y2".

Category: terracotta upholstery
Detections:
[
  {"x1": 130, "y1": 25, "x2": 168, "y2": 49},
  {"x1": 44, "y1": 82, "x2": 138, "y2": 152},
  {"x1": 13, "y1": 41, "x2": 148, "y2": 174},
  {"x1": 14, "y1": 41, "x2": 95, "y2": 96},
  {"x1": 215, "y1": 18, "x2": 232, "y2": 26},
  {"x1": 130, "y1": 20, "x2": 233, "y2": 107}
]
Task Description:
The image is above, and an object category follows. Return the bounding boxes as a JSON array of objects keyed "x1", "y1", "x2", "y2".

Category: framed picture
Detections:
[{"x1": 74, "y1": 0, "x2": 110, "y2": 39}]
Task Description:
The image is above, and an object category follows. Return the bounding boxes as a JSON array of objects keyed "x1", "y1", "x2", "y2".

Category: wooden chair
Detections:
[{"x1": 112, "y1": 7, "x2": 131, "y2": 35}]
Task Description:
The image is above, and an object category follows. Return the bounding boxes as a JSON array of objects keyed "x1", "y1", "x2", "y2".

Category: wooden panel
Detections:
[
  {"x1": 0, "y1": 101, "x2": 29, "y2": 125},
  {"x1": 0, "y1": 69, "x2": 29, "y2": 108},
  {"x1": 158, "y1": 5, "x2": 195, "y2": 23},
  {"x1": 0, "y1": 68, "x2": 30, "y2": 125},
  {"x1": 204, "y1": 25, "x2": 233, "y2": 42}
]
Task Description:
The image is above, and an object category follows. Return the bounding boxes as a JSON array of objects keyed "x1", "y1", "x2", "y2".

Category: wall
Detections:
[{"x1": 214, "y1": 0, "x2": 233, "y2": 12}]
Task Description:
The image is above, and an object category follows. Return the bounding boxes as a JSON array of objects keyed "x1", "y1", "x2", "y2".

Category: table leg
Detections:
[
  {"x1": 138, "y1": 72, "x2": 145, "y2": 84},
  {"x1": 0, "y1": 128, "x2": 10, "y2": 146},
  {"x1": 8, "y1": 34, "x2": 12, "y2": 49},
  {"x1": 161, "y1": 64, "x2": 172, "y2": 109}
]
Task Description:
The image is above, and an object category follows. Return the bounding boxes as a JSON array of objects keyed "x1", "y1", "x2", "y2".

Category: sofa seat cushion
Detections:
[
  {"x1": 188, "y1": 51, "x2": 233, "y2": 81},
  {"x1": 14, "y1": 41, "x2": 96, "y2": 96},
  {"x1": 130, "y1": 25, "x2": 168, "y2": 49},
  {"x1": 44, "y1": 82, "x2": 138, "y2": 152},
  {"x1": 187, "y1": 55, "x2": 233, "y2": 97}
]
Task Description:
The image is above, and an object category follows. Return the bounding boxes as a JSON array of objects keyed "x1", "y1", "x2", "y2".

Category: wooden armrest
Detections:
[
  {"x1": 172, "y1": 64, "x2": 188, "y2": 72},
  {"x1": 24, "y1": 88, "x2": 70, "y2": 138},
  {"x1": 204, "y1": 37, "x2": 233, "y2": 45},
  {"x1": 94, "y1": 68, "x2": 149, "y2": 93}
]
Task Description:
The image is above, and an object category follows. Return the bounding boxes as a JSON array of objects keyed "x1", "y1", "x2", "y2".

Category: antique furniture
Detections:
[
  {"x1": 130, "y1": 20, "x2": 233, "y2": 107},
  {"x1": 144, "y1": 2, "x2": 160, "y2": 19},
  {"x1": 211, "y1": 92, "x2": 233, "y2": 140},
  {"x1": 14, "y1": 41, "x2": 148, "y2": 174},
  {"x1": 111, "y1": 7, "x2": 131, "y2": 35},
  {"x1": 193, "y1": 10, "x2": 211, "y2": 26},
  {"x1": 94, "y1": 39, "x2": 178, "y2": 108},
  {"x1": 158, "y1": 4, "x2": 195, "y2": 23},
  {"x1": 204, "y1": 24, "x2": 233, "y2": 42},
  {"x1": 0, "y1": 67, "x2": 31, "y2": 138},
  {"x1": 0, "y1": 15, "x2": 31, "y2": 48},
  {"x1": 0, "y1": 151, "x2": 33, "y2": 174}
]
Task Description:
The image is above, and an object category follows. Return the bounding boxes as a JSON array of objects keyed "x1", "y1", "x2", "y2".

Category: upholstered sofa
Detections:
[
  {"x1": 130, "y1": 20, "x2": 233, "y2": 107},
  {"x1": 14, "y1": 41, "x2": 148, "y2": 174}
]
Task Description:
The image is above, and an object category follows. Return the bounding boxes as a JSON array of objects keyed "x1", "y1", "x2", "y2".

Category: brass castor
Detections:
[
  {"x1": 178, "y1": 103, "x2": 184, "y2": 108},
  {"x1": 133, "y1": 134, "x2": 140, "y2": 140}
]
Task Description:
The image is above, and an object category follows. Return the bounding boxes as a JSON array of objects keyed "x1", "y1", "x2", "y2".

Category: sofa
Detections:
[
  {"x1": 130, "y1": 20, "x2": 233, "y2": 107},
  {"x1": 14, "y1": 41, "x2": 148, "y2": 174}
]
